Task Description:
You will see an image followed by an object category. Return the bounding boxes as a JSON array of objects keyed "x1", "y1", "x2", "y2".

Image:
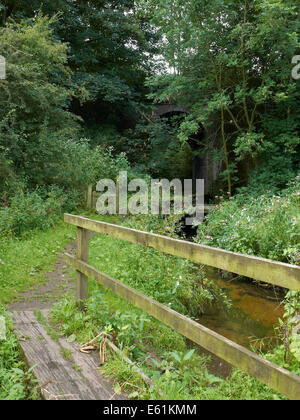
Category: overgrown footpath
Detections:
[
  {"x1": 0, "y1": 211, "x2": 299, "y2": 400},
  {"x1": 0, "y1": 219, "x2": 76, "y2": 399}
]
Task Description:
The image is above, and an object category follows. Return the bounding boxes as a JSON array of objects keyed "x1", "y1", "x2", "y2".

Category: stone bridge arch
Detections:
[{"x1": 154, "y1": 104, "x2": 220, "y2": 195}]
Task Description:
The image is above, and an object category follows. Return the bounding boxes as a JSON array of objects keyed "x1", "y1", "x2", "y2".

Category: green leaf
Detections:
[
  {"x1": 67, "y1": 334, "x2": 77, "y2": 343},
  {"x1": 183, "y1": 349, "x2": 195, "y2": 361},
  {"x1": 128, "y1": 391, "x2": 139, "y2": 399},
  {"x1": 113, "y1": 382, "x2": 122, "y2": 395},
  {"x1": 170, "y1": 352, "x2": 182, "y2": 363}
]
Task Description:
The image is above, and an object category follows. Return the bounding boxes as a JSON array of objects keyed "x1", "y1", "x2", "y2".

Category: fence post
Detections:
[
  {"x1": 76, "y1": 227, "x2": 89, "y2": 306},
  {"x1": 116, "y1": 176, "x2": 120, "y2": 215},
  {"x1": 87, "y1": 184, "x2": 93, "y2": 210}
]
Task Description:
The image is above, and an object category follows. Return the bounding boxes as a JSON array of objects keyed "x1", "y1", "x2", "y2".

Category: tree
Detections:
[
  {"x1": 0, "y1": 15, "x2": 81, "y2": 186},
  {"x1": 0, "y1": 0, "x2": 158, "y2": 127},
  {"x1": 138, "y1": 0, "x2": 300, "y2": 193}
]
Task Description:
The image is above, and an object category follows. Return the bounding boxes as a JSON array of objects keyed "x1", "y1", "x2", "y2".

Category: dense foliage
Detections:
[
  {"x1": 0, "y1": 0, "x2": 157, "y2": 125},
  {"x1": 1, "y1": 1, "x2": 299, "y2": 195},
  {"x1": 0, "y1": 16, "x2": 81, "y2": 189},
  {"x1": 0, "y1": 14, "x2": 133, "y2": 233},
  {"x1": 197, "y1": 175, "x2": 300, "y2": 263},
  {"x1": 137, "y1": 0, "x2": 300, "y2": 193},
  {"x1": 0, "y1": 0, "x2": 299, "y2": 401}
]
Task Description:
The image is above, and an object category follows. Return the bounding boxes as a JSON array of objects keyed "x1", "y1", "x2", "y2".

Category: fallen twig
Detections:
[
  {"x1": 106, "y1": 339, "x2": 156, "y2": 389},
  {"x1": 79, "y1": 332, "x2": 162, "y2": 395}
]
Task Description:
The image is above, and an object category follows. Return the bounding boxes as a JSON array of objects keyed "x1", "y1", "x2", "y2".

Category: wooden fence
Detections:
[{"x1": 64, "y1": 213, "x2": 300, "y2": 400}]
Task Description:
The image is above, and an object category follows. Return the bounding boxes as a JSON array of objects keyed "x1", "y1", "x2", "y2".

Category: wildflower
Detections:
[
  {"x1": 291, "y1": 217, "x2": 297, "y2": 226},
  {"x1": 205, "y1": 235, "x2": 214, "y2": 240}
]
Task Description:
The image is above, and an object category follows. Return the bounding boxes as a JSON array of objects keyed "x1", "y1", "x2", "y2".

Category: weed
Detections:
[
  {"x1": 0, "y1": 307, "x2": 40, "y2": 400},
  {"x1": 60, "y1": 347, "x2": 73, "y2": 361},
  {"x1": 34, "y1": 310, "x2": 60, "y2": 342}
]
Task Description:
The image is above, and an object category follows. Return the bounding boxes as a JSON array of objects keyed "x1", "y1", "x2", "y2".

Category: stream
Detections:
[
  {"x1": 194, "y1": 267, "x2": 285, "y2": 377},
  {"x1": 202, "y1": 268, "x2": 284, "y2": 348}
]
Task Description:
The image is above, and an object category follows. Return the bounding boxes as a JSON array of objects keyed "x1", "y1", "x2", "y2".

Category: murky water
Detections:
[
  {"x1": 179, "y1": 221, "x2": 284, "y2": 350},
  {"x1": 192, "y1": 268, "x2": 285, "y2": 377},
  {"x1": 200, "y1": 268, "x2": 284, "y2": 350}
]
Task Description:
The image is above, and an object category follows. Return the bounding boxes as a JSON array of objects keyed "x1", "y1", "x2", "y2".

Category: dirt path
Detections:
[{"x1": 9, "y1": 241, "x2": 77, "y2": 312}]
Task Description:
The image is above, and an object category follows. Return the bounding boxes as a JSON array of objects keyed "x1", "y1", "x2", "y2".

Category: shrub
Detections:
[
  {"x1": 0, "y1": 15, "x2": 83, "y2": 187},
  {"x1": 0, "y1": 188, "x2": 66, "y2": 237},
  {"x1": 196, "y1": 175, "x2": 300, "y2": 263},
  {"x1": 0, "y1": 307, "x2": 38, "y2": 400},
  {"x1": 55, "y1": 139, "x2": 131, "y2": 191}
]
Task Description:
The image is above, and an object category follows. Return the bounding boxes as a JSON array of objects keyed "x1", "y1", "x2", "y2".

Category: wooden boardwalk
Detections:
[{"x1": 13, "y1": 311, "x2": 125, "y2": 400}]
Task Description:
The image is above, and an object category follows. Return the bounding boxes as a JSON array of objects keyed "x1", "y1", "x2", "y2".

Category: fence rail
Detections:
[
  {"x1": 64, "y1": 213, "x2": 300, "y2": 400},
  {"x1": 65, "y1": 214, "x2": 300, "y2": 291}
]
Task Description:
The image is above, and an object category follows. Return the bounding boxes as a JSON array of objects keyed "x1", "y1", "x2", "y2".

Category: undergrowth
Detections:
[
  {"x1": 197, "y1": 175, "x2": 300, "y2": 263},
  {"x1": 89, "y1": 213, "x2": 230, "y2": 318},
  {"x1": 0, "y1": 219, "x2": 76, "y2": 400},
  {"x1": 48, "y1": 290, "x2": 299, "y2": 400},
  {"x1": 47, "y1": 214, "x2": 299, "y2": 400},
  {"x1": 0, "y1": 219, "x2": 76, "y2": 303},
  {"x1": 0, "y1": 307, "x2": 40, "y2": 400}
]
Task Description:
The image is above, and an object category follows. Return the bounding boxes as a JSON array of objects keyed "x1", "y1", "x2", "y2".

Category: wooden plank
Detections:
[
  {"x1": 12, "y1": 311, "x2": 125, "y2": 400},
  {"x1": 64, "y1": 214, "x2": 300, "y2": 291},
  {"x1": 76, "y1": 227, "x2": 89, "y2": 304},
  {"x1": 116, "y1": 176, "x2": 120, "y2": 214},
  {"x1": 64, "y1": 253, "x2": 300, "y2": 400}
]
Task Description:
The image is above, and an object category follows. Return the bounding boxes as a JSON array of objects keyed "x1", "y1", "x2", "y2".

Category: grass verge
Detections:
[
  {"x1": 0, "y1": 218, "x2": 76, "y2": 400},
  {"x1": 0, "y1": 220, "x2": 76, "y2": 304}
]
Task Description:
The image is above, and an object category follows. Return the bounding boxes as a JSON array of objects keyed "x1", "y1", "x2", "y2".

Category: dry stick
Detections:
[
  {"x1": 82, "y1": 331, "x2": 160, "y2": 393},
  {"x1": 82, "y1": 332, "x2": 106, "y2": 347},
  {"x1": 106, "y1": 339, "x2": 158, "y2": 391},
  {"x1": 99, "y1": 337, "x2": 107, "y2": 366}
]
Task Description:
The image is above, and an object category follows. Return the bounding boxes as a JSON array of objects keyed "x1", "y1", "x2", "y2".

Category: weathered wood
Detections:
[
  {"x1": 64, "y1": 253, "x2": 300, "y2": 400},
  {"x1": 12, "y1": 311, "x2": 125, "y2": 400},
  {"x1": 87, "y1": 184, "x2": 93, "y2": 209},
  {"x1": 116, "y1": 177, "x2": 120, "y2": 214},
  {"x1": 64, "y1": 214, "x2": 300, "y2": 291},
  {"x1": 76, "y1": 227, "x2": 89, "y2": 304}
]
